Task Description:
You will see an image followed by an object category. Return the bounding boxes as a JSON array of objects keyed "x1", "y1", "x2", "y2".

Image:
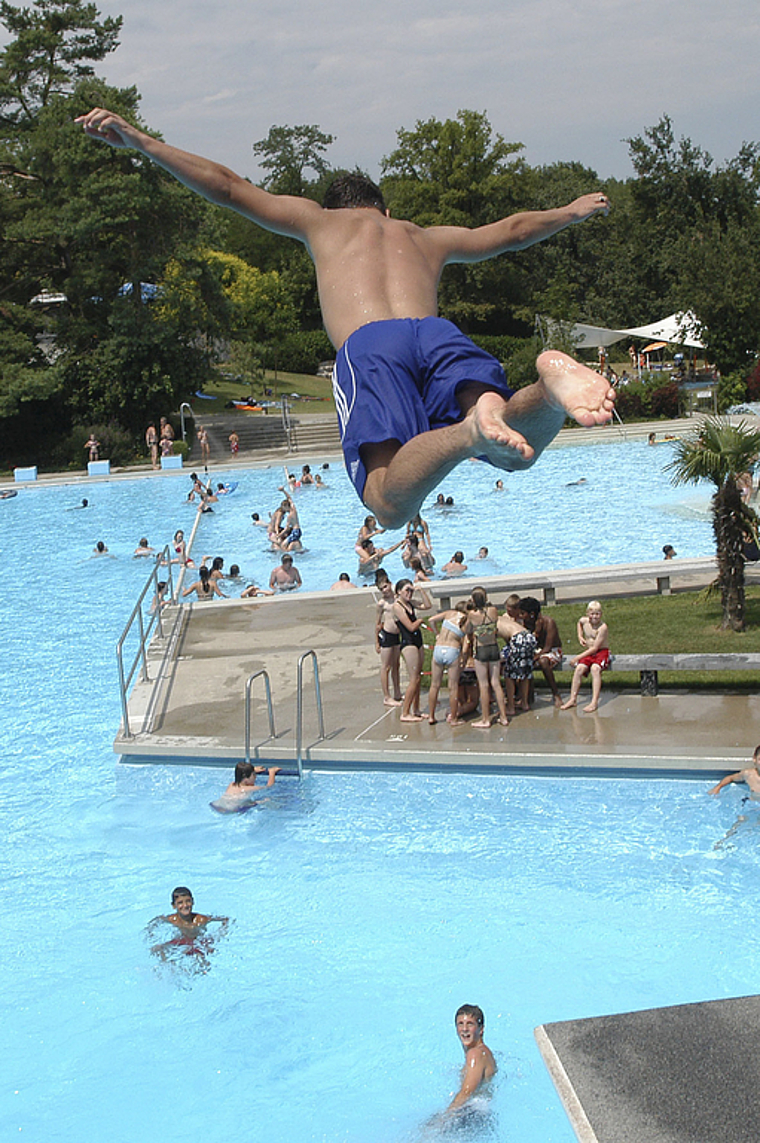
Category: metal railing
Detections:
[
  {"x1": 295, "y1": 650, "x2": 325, "y2": 777},
  {"x1": 244, "y1": 670, "x2": 277, "y2": 764},
  {"x1": 281, "y1": 397, "x2": 295, "y2": 452},
  {"x1": 116, "y1": 546, "x2": 174, "y2": 739}
]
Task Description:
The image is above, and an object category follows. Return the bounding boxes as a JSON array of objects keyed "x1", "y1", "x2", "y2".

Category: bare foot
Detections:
[
  {"x1": 505, "y1": 707, "x2": 516, "y2": 718},
  {"x1": 383, "y1": 697, "x2": 402, "y2": 706},
  {"x1": 498, "y1": 717, "x2": 510, "y2": 727},
  {"x1": 552, "y1": 694, "x2": 563, "y2": 708},
  {"x1": 465, "y1": 391, "x2": 535, "y2": 464},
  {"x1": 448, "y1": 718, "x2": 465, "y2": 727},
  {"x1": 536, "y1": 351, "x2": 616, "y2": 427},
  {"x1": 471, "y1": 718, "x2": 492, "y2": 729},
  {"x1": 583, "y1": 702, "x2": 599, "y2": 713},
  {"x1": 400, "y1": 713, "x2": 425, "y2": 722},
  {"x1": 428, "y1": 716, "x2": 437, "y2": 725},
  {"x1": 559, "y1": 698, "x2": 577, "y2": 710}
]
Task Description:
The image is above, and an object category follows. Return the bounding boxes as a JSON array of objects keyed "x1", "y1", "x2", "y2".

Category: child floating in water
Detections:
[
  {"x1": 146, "y1": 886, "x2": 229, "y2": 968},
  {"x1": 560, "y1": 600, "x2": 610, "y2": 713}
]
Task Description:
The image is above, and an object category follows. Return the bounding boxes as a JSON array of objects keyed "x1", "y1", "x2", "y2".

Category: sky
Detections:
[{"x1": 5, "y1": 0, "x2": 760, "y2": 184}]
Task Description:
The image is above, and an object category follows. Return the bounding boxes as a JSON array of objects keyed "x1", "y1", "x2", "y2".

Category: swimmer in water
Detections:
[
  {"x1": 426, "y1": 1004, "x2": 497, "y2": 1130},
  {"x1": 146, "y1": 886, "x2": 229, "y2": 965},
  {"x1": 221, "y1": 762, "x2": 280, "y2": 800},
  {"x1": 708, "y1": 746, "x2": 760, "y2": 797}
]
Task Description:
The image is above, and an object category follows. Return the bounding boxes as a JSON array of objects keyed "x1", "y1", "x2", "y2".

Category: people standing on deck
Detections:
[
  {"x1": 375, "y1": 578, "x2": 403, "y2": 706},
  {"x1": 561, "y1": 600, "x2": 610, "y2": 712},
  {"x1": 84, "y1": 433, "x2": 100, "y2": 463},
  {"x1": 393, "y1": 578, "x2": 432, "y2": 722},
  {"x1": 499, "y1": 606, "x2": 537, "y2": 717},
  {"x1": 197, "y1": 425, "x2": 210, "y2": 463},
  {"x1": 427, "y1": 606, "x2": 467, "y2": 725},
  {"x1": 466, "y1": 587, "x2": 509, "y2": 729},
  {"x1": 145, "y1": 423, "x2": 159, "y2": 468}
]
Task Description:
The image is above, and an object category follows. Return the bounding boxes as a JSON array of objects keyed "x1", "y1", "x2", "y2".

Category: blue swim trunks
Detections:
[{"x1": 332, "y1": 317, "x2": 514, "y2": 496}]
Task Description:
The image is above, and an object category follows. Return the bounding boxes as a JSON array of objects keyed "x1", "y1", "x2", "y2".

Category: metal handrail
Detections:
[
  {"x1": 116, "y1": 545, "x2": 174, "y2": 739},
  {"x1": 244, "y1": 670, "x2": 277, "y2": 763},
  {"x1": 295, "y1": 650, "x2": 326, "y2": 777},
  {"x1": 179, "y1": 401, "x2": 193, "y2": 442},
  {"x1": 281, "y1": 397, "x2": 295, "y2": 452}
]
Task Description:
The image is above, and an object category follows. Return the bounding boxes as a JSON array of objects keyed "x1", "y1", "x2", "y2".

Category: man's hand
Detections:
[
  {"x1": 75, "y1": 107, "x2": 142, "y2": 150},
  {"x1": 568, "y1": 192, "x2": 611, "y2": 221}
]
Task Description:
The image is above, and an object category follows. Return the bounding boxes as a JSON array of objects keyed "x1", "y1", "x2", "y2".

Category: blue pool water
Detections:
[{"x1": 3, "y1": 441, "x2": 753, "y2": 1143}]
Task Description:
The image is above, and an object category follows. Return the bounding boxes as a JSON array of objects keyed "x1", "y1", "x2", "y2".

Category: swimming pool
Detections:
[
  {"x1": 9, "y1": 435, "x2": 712, "y2": 596},
  {"x1": 3, "y1": 444, "x2": 752, "y2": 1143}
]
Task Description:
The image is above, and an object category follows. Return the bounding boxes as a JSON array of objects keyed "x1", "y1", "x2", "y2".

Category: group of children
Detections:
[{"x1": 376, "y1": 574, "x2": 612, "y2": 727}]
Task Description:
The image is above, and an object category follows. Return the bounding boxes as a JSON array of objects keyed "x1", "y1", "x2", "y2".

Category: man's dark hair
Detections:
[
  {"x1": 172, "y1": 886, "x2": 192, "y2": 904},
  {"x1": 455, "y1": 1004, "x2": 484, "y2": 1028},
  {"x1": 323, "y1": 173, "x2": 386, "y2": 213},
  {"x1": 518, "y1": 596, "x2": 541, "y2": 617}
]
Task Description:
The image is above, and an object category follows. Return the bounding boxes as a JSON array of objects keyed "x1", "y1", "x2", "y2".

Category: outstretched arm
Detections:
[
  {"x1": 427, "y1": 193, "x2": 610, "y2": 264},
  {"x1": 708, "y1": 771, "x2": 745, "y2": 795},
  {"x1": 75, "y1": 107, "x2": 322, "y2": 240}
]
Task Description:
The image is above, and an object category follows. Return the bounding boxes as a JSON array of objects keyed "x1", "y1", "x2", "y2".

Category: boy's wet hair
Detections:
[
  {"x1": 519, "y1": 596, "x2": 541, "y2": 616},
  {"x1": 234, "y1": 761, "x2": 255, "y2": 785},
  {"x1": 172, "y1": 886, "x2": 192, "y2": 904},
  {"x1": 455, "y1": 1003, "x2": 484, "y2": 1028},
  {"x1": 323, "y1": 174, "x2": 386, "y2": 213}
]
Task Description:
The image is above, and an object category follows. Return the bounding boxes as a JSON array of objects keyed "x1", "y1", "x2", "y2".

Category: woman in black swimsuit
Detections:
[{"x1": 393, "y1": 579, "x2": 431, "y2": 722}]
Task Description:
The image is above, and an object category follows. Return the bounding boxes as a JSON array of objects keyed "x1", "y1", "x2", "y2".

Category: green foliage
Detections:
[
  {"x1": 717, "y1": 369, "x2": 749, "y2": 413},
  {"x1": 0, "y1": 0, "x2": 121, "y2": 129},
  {"x1": 224, "y1": 340, "x2": 267, "y2": 400},
  {"x1": 381, "y1": 110, "x2": 531, "y2": 333},
  {"x1": 48, "y1": 419, "x2": 137, "y2": 469},
  {"x1": 272, "y1": 329, "x2": 334, "y2": 374},
  {"x1": 667, "y1": 417, "x2": 760, "y2": 629},
  {"x1": 252, "y1": 123, "x2": 334, "y2": 196}
]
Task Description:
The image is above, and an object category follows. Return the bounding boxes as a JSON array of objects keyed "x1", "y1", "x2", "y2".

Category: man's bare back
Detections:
[{"x1": 77, "y1": 108, "x2": 616, "y2": 525}]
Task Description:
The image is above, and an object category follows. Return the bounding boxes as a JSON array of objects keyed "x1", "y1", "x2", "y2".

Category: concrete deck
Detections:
[
  {"x1": 535, "y1": 995, "x2": 760, "y2": 1143},
  {"x1": 116, "y1": 587, "x2": 760, "y2": 776}
]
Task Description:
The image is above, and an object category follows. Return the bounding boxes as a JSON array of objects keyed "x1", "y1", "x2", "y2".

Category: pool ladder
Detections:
[{"x1": 244, "y1": 650, "x2": 326, "y2": 779}]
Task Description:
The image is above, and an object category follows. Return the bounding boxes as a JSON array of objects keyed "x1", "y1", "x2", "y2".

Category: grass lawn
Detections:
[
  {"x1": 422, "y1": 586, "x2": 760, "y2": 693},
  {"x1": 198, "y1": 369, "x2": 335, "y2": 416}
]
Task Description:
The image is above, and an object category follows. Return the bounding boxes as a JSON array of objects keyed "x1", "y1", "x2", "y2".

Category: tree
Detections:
[
  {"x1": 252, "y1": 123, "x2": 334, "y2": 196},
  {"x1": 667, "y1": 418, "x2": 760, "y2": 630},
  {"x1": 381, "y1": 110, "x2": 531, "y2": 333},
  {"x1": 0, "y1": 0, "x2": 121, "y2": 129},
  {"x1": 626, "y1": 117, "x2": 760, "y2": 370}
]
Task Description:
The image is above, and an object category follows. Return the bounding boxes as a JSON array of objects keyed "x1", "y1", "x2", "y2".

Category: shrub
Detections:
[
  {"x1": 268, "y1": 330, "x2": 334, "y2": 374},
  {"x1": 49, "y1": 422, "x2": 139, "y2": 470}
]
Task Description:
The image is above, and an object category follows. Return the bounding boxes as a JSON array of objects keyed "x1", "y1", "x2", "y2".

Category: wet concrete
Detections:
[{"x1": 116, "y1": 588, "x2": 760, "y2": 775}]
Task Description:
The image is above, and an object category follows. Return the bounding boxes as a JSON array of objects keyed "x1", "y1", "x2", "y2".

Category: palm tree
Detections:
[{"x1": 667, "y1": 417, "x2": 760, "y2": 631}]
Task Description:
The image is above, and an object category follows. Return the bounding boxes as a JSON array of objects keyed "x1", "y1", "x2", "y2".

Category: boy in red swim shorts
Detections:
[{"x1": 560, "y1": 600, "x2": 610, "y2": 713}]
